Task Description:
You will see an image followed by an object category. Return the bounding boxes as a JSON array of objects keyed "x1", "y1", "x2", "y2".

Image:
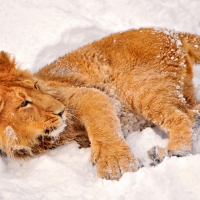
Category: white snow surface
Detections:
[{"x1": 1, "y1": 0, "x2": 200, "y2": 199}]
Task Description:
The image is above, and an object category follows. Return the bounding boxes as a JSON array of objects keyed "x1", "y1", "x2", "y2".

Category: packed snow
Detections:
[{"x1": 1, "y1": 0, "x2": 200, "y2": 199}]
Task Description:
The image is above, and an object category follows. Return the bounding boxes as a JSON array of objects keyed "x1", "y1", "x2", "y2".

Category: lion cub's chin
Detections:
[{"x1": 49, "y1": 121, "x2": 67, "y2": 137}]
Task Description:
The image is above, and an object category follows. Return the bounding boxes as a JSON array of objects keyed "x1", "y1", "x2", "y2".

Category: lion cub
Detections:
[
  {"x1": 35, "y1": 28, "x2": 200, "y2": 179},
  {"x1": 0, "y1": 28, "x2": 200, "y2": 180}
]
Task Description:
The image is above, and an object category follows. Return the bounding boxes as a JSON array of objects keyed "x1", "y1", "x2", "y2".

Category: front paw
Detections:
[
  {"x1": 91, "y1": 140, "x2": 141, "y2": 180},
  {"x1": 148, "y1": 146, "x2": 191, "y2": 165}
]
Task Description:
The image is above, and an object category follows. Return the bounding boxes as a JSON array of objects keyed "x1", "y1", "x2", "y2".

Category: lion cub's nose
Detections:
[{"x1": 58, "y1": 109, "x2": 65, "y2": 118}]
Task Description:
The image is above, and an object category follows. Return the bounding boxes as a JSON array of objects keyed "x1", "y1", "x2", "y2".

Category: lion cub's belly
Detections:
[{"x1": 92, "y1": 84, "x2": 153, "y2": 137}]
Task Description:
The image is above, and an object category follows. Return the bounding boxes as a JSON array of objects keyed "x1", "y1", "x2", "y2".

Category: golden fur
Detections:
[{"x1": 1, "y1": 28, "x2": 200, "y2": 180}]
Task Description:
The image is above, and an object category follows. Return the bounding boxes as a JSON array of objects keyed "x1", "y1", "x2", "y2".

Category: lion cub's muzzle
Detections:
[{"x1": 43, "y1": 107, "x2": 67, "y2": 137}]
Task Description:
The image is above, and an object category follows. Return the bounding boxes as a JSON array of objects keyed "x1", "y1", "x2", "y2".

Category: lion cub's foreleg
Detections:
[
  {"x1": 66, "y1": 88, "x2": 140, "y2": 180},
  {"x1": 37, "y1": 82, "x2": 140, "y2": 180}
]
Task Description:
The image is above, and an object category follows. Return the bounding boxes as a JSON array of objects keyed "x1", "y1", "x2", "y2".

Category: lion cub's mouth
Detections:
[{"x1": 44, "y1": 128, "x2": 56, "y2": 134}]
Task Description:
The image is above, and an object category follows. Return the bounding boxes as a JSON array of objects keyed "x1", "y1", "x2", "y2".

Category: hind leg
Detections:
[
  {"x1": 122, "y1": 83, "x2": 196, "y2": 164},
  {"x1": 147, "y1": 108, "x2": 195, "y2": 164},
  {"x1": 147, "y1": 103, "x2": 195, "y2": 161},
  {"x1": 115, "y1": 71, "x2": 195, "y2": 163}
]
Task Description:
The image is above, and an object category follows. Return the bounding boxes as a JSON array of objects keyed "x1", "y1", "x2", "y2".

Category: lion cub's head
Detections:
[{"x1": 0, "y1": 51, "x2": 67, "y2": 157}]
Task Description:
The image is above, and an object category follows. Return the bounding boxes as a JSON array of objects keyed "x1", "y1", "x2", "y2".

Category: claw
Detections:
[{"x1": 148, "y1": 145, "x2": 192, "y2": 165}]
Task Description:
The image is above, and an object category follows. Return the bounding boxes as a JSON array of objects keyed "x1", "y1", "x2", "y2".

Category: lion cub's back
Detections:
[
  {"x1": 94, "y1": 28, "x2": 185, "y2": 68},
  {"x1": 36, "y1": 28, "x2": 186, "y2": 84}
]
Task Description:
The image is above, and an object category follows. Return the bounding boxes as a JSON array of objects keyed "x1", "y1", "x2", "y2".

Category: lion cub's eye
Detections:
[{"x1": 20, "y1": 100, "x2": 31, "y2": 107}]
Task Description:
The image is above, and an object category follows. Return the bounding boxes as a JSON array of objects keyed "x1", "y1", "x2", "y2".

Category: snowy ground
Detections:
[{"x1": 1, "y1": 0, "x2": 200, "y2": 200}]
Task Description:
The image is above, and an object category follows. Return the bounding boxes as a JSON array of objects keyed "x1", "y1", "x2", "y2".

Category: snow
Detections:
[{"x1": 0, "y1": 0, "x2": 200, "y2": 199}]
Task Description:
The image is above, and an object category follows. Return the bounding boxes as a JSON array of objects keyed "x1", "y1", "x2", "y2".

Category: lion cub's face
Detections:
[{"x1": 0, "y1": 51, "x2": 67, "y2": 157}]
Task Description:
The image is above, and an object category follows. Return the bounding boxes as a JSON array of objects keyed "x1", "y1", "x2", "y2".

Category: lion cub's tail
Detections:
[{"x1": 180, "y1": 33, "x2": 200, "y2": 65}]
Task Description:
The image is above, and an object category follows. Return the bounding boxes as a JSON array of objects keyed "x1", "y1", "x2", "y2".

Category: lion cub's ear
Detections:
[{"x1": 0, "y1": 51, "x2": 16, "y2": 72}]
